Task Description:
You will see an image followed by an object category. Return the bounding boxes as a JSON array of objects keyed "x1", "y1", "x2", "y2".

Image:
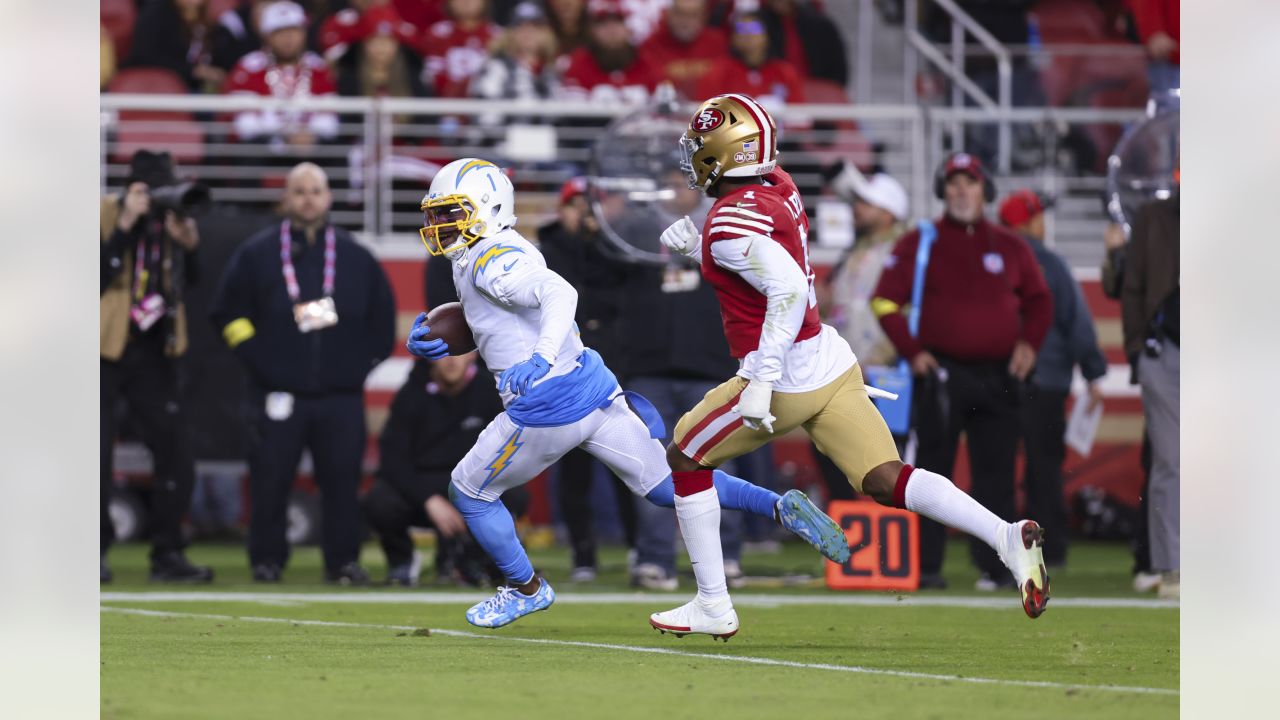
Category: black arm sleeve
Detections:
[{"x1": 208, "y1": 242, "x2": 268, "y2": 379}]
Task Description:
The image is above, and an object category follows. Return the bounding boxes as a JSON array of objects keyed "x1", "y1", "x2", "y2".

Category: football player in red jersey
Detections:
[{"x1": 648, "y1": 94, "x2": 1052, "y2": 637}]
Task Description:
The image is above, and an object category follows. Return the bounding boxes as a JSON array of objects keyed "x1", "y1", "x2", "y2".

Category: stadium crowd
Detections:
[{"x1": 100, "y1": 0, "x2": 1180, "y2": 599}]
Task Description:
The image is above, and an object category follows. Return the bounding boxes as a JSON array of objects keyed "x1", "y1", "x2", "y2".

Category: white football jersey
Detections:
[{"x1": 452, "y1": 229, "x2": 585, "y2": 396}]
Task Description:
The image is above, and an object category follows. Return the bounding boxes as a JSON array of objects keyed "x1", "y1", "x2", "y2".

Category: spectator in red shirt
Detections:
[
  {"x1": 640, "y1": 0, "x2": 727, "y2": 101},
  {"x1": 319, "y1": 0, "x2": 398, "y2": 65},
  {"x1": 392, "y1": 0, "x2": 447, "y2": 31},
  {"x1": 871, "y1": 153, "x2": 1053, "y2": 590},
  {"x1": 1127, "y1": 0, "x2": 1179, "y2": 93},
  {"x1": 759, "y1": 0, "x2": 848, "y2": 86},
  {"x1": 557, "y1": 0, "x2": 657, "y2": 104},
  {"x1": 696, "y1": 10, "x2": 804, "y2": 108},
  {"x1": 223, "y1": 1, "x2": 339, "y2": 153},
  {"x1": 418, "y1": 0, "x2": 503, "y2": 97}
]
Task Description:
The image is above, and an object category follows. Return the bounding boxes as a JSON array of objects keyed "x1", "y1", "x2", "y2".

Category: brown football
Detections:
[{"x1": 423, "y1": 302, "x2": 477, "y2": 355}]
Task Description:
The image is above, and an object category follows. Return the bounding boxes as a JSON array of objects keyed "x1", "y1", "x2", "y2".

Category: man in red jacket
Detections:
[
  {"x1": 640, "y1": 0, "x2": 727, "y2": 101},
  {"x1": 872, "y1": 153, "x2": 1053, "y2": 591},
  {"x1": 558, "y1": 0, "x2": 657, "y2": 104}
]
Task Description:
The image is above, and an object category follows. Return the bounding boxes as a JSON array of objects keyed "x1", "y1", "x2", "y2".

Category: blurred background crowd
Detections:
[{"x1": 100, "y1": 0, "x2": 1179, "y2": 598}]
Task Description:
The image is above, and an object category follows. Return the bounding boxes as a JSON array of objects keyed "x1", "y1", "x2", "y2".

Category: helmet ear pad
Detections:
[{"x1": 933, "y1": 164, "x2": 997, "y2": 202}]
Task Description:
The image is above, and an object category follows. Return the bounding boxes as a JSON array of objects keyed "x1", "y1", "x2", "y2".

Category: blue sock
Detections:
[
  {"x1": 644, "y1": 470, "x2": 780, "y2": 520},
  {"x1": 449, "y1": 482, "x2": 535, "y2": 585}
]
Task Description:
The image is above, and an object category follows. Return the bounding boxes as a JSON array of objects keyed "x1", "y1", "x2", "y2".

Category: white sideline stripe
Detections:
[
  {"x1": 99, "y1": 591, "x2": 1179, "y2": 610},
  {"x1": 101, "y1": 607, "x2": 1177, "y2": 697}
]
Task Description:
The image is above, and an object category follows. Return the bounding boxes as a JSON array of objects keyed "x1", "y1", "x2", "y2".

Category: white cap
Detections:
[
  {"x1": 831, "y1": 162, "x2": 908, "y2": 220},
  {"x1": 260, "y1": 1, "x2": 307, "y2": 35}
]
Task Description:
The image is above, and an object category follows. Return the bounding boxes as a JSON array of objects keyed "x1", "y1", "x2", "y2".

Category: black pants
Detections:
[
  {"x1": 246, "y1": 389, "x2": 365, "y2": 572},
  {"x1": 101, "y1": 344, "x2": 195, "y2": 558},
  {"x1": 362, "y1": 478, "x2": 529, "y2": 570},
  {"x1": 913, "y1": 358, "x2": 1021, "y2": 579},
  {"x1": 557, "y1": 448, "x2": 637, "y2": 569},
  {"x1": 1020, "y1": 386, "x2": 1069, "y2": 566}
]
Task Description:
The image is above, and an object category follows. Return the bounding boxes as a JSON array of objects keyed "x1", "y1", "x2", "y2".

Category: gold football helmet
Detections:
[{"x1": 679, "y1": 94, "x2": 779, "y2": 192}]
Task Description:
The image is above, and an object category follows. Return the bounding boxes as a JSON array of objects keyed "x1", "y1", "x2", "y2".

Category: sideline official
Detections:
[
  {"x1": 210, "y1": 162, "x2": 395, "y2": 584},
  {"x1": 873, "y1": 153, "x2": 1052, "y2": 589}
]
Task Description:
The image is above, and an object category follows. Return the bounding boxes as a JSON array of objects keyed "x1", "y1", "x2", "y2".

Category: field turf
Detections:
[{"x1": 101, "y1": 539, "x2": 1178, "y2": 719}]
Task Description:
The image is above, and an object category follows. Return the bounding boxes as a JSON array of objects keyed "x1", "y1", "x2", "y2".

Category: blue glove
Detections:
[
  {"x1": 499, "y1": 353, "x2": 551, "y2": 396},
  {"x1": 406, "y1": 312, "x2": 450, "y2": 360}
]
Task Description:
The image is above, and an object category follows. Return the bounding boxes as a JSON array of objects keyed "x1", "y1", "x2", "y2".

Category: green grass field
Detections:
[{"x1": 101, "y1": 539, "x2": 1178, "y2": 719}]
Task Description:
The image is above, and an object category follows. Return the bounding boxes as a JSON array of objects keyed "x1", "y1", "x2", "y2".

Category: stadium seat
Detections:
[
  {"x1": 100, "y1": 0, "x2": 137, "y2": 62},
  {"x1": 111, "y1": 111, "x2": 206, "y2": 165},
  {"x1": 107, "y1": 67, "x2": 191, "y2": 96},
  {"x1": 798, "y1": 79, "x2": 875, "y2": 170},
  {"x1": 108, "y1": 70, "x2": 205, "y2": 166}
]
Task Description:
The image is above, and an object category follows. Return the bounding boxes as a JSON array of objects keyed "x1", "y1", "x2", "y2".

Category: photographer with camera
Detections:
[{"x1": 101, "y1": 150, "x2": 213, "y2": 584}]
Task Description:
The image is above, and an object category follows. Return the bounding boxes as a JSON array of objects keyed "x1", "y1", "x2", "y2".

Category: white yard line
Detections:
[
  {"x1": 100, "y1": 590, "x2": 1178, "y2": 610},
  {"x1": 101, "y1": 606, "x2": 1178, "y2": 697}
]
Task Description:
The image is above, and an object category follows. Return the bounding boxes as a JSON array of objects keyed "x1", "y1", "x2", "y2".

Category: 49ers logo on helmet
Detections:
[{"x1": 691, "y1": 108, "x2": 725, "y2": 133}]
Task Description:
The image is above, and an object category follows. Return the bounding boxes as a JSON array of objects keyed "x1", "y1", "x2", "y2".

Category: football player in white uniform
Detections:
[{"x1": 406, "y1": 158, "x2": 851, "y2": 632}]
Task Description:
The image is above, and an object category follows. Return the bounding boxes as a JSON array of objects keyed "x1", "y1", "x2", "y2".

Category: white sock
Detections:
[
  {"x1": 673, "y1": 486, "x2": 730, "y2": 606},
  {"x1": 904, "y1": 469, "x2": 1008, "y2": 552}
]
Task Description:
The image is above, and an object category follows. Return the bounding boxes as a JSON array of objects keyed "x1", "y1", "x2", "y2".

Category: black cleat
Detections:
[
  {"x1": 149, "y1": 551, "x2": 214, "y2": 583},
  {"x1": 325, "y1": 562, "x2": 370, "y2": 586},
  {"x1": 252, "y1": 563, "x2": 283, "y2": 583}
]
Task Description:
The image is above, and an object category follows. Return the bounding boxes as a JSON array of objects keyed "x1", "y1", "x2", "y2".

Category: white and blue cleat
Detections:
[
  {"x1": 465, "y1": 578, "x2": 556, "y2": 628},
  {"x1": 777, "y1": 489, "x2": 852, "y2": 564}
]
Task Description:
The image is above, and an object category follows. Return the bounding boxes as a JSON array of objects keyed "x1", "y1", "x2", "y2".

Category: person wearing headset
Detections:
[{"x1": 871, "y1": 153, "x2": 1053, "y2": 591}]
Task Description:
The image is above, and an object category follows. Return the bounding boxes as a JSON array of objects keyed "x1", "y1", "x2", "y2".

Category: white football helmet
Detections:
[{"x1": 420, "y1": 158, "x2": 517, "y2": 260}]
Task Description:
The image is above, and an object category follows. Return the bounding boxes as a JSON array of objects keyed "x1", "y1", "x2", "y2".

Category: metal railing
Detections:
[
  {"x1": 99, "y1": 94, "x2": 1144, "y2": 267},
  {"x1": 905, "y1": 0, "x2": 1015, "y2": 173}
]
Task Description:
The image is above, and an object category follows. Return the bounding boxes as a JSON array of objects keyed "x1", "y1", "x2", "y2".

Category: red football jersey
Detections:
[
  {"x1": 223, "y1": 50, "x2": 337, "y2": 98},
  {"x1": 700, "y1": 168, "x2": 822, "y2": 358},
  {"x1": 640, "y1": 24, "x2": 728, "y2": 100},
  {"x1": 419, "y1": 20, "x2": 502, "y2": 97},
  {"x1": 696, "y1": 56, "x2": 806, "y2": 106},
  {"x1": 557, "y1": 48, "x2": 658, "y2": 104}
]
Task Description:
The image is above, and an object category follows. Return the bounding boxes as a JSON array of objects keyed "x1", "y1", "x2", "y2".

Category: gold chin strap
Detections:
[{"x1": 419, "y1": 194, "x2": 483, "y2": 257}]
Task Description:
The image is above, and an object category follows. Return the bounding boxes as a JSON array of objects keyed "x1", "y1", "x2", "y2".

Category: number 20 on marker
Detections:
[{"x1": 825, "y1": 501, "x2": 920, "y2": 592}]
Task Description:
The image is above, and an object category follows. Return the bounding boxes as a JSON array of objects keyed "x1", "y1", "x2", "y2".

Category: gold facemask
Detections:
[{"x1": 419, "y1": 194, "x2": 487, "y2": 257}]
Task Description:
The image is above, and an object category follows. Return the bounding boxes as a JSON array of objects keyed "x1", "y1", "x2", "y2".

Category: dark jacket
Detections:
[
  {"x1": 378, "y1": 359, "x2": 504, "y2": 507},
  {"x1": 209, "y1": 222, "x2": 395, "y2": 394},
  {"x1": 874, "y1": 216, "x2": 1054, "y2": 363},
  {"x1": 762, "y1": 3, "x2": 849, "y2": 86},
  {"x1": 124, "y1": 0, "x2": 210, "y2": 91},
  {"x1": 1121, "y1": 196, "x2": 1180, "y2": 358},
  {"x1": 537, "y1": 220, "x2": 631, "y2": 367},
  {"x1": 1026, "y1": 237, "x2": 1107, "y2": 392},
  {"x1": 616, "y1": 259, "x2": 737, "y2": 382}
]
